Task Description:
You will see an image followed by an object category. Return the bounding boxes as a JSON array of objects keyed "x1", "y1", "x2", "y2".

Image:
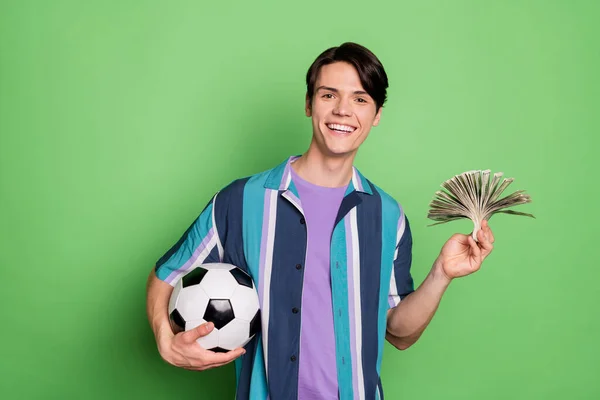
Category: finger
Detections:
[
  {"x1": 202, "y1": 347, "x2": 246, "y2": 366},
  {"x1": 204, "y1": 359, "x2": 239, "y2": 369},
  {"x1": 452, "y1": 233, "x2": 470, "y2": 247},
  {"x1": 180, "y1": 321, "x2": 214, "y2": 344},
  {"x1": 477, "y1": 228, "x2": 489, "y2": 245},
  {"x1": 487, "y1": 226, "x2": 495, "y2": 244},
  {"x1": 187, "y1": 358, "x2": 237, "y2": 371},
  {"x1": 478, "y1": 230, "x2": 494, "y2": 258},
  {"x1": 184, "y1": 354, "x2": 241, "y2": 371},
  {"x1": 468, "y1": 235, "x2": 482, "y2": 263},
  {"x1": 177, "y1": 346, "x2": 245, "y2": 370},
  {"x1": 482, "y1": 220, "x2": 495, "y2": 243}
]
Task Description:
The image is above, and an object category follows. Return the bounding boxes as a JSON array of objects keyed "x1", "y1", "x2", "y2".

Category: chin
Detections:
[
  {"x1": 322, "y1": 144, "x2": 357, "y2": 158},
  {"x1": 311, "y1": 127, "x2": 361, "y2": 158}
]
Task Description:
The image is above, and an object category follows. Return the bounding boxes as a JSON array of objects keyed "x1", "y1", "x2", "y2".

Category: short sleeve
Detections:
[
  {"x1": 387, "y1": 214, "x2": 415, "y2": 308},
  {"x1": 154, "y1": 193, "x2": 224, "y2": 286}
]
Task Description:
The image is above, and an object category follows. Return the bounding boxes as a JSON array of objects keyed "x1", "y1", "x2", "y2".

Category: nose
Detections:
[{"x1": 333, "y1": 98, "x2": 352, "y2": 117}]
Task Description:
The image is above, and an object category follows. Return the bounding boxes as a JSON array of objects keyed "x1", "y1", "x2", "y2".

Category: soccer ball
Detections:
[{"x1": 168, "y1": 263, "x2": 261, "y2": 353}]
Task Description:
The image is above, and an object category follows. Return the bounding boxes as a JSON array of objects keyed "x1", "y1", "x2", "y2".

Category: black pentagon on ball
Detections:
[
  {"x1": 250, "y1": 310, "x2": 261, "y2": 337},
  {"x1": 229, "y1": 268, "x2": 253, "y2": 288},
  {"x1": 211, "y1": 347, "x2": 229, "y2": 353},
  {"x1": 169, "y1": 309, "x2": 186, "y2": 334},
  {"x1": 204, "y1": 299, "x2": 235, "y2": 329},
  {"x1": 182, "y1": 267, "x2": 208, "y2": 288}
]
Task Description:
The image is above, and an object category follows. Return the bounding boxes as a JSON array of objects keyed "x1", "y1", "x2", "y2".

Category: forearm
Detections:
[
  {"x1": 386, "y1": 260, "x2": 451, "y2": 349},
  {"x1": 146, "y1": 269, "x2": 175, "y2": 341}
]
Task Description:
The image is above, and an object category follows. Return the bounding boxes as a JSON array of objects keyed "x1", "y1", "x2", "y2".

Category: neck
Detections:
[{"x1": 292, "y1": 142, "x2": 356, "y2": 188}]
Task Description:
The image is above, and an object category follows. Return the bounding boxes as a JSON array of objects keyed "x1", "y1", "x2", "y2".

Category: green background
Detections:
[{"x1": 1, "y1": 1, "x2": 598, "y2": 399}]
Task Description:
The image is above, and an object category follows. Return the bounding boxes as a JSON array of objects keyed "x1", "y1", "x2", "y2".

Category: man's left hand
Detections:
[{"x1": 435, "y1": 220, "x2": 495, "y2": 282}]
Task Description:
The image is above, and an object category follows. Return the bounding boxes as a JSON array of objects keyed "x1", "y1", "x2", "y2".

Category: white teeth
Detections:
[{"x1": 327, "y1": 123, "x2": 356, "y2": 133}]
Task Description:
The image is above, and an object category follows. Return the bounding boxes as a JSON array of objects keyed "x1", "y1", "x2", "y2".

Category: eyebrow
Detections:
[{"x1": 316, "y1": 86, "x2": 369, "y2": 96}]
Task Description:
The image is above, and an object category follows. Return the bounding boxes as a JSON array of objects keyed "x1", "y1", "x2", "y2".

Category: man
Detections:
[{"x1": 146, "y1": 42, "x2": 495, "y2": 399}]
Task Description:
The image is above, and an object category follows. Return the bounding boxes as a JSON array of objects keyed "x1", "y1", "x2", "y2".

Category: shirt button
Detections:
[
  {"x1": 295, "y1": 264, "x2": 302, "y2": 270},
  {"x1": 292, "y1": 307, "x2": 299, "y2": 314},
  {"x1": 300, "y1": 217, "x2": 305, "y2": 225},
  {"x1": 290, "y1": 355, "x2": 297, "y2": 362}
]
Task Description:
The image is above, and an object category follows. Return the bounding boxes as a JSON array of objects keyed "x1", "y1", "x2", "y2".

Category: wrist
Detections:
[
  {"x1": 431, "y1": 258, "x2": 452, "y2": 287},
  {"x1": 153, "y1": 317, "x2": 173, "y2": 347},
  {"x1": 155, "y1": 325, "x2": 176, "y2": 359}
]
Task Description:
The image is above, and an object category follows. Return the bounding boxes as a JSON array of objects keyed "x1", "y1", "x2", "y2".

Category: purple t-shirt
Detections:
[{"x1": 291, "y1": 166, "x2": 347, "y2": 400}]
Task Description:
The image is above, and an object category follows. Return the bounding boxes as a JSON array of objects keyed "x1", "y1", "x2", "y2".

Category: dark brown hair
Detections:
[{"x1": 306, "y1": 42, "x2": 389, "y2": 111}]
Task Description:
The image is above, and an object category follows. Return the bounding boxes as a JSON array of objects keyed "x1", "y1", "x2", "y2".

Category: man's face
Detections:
[{"x1": 305, "y1": 61, "x2": 382, "y2": 158}]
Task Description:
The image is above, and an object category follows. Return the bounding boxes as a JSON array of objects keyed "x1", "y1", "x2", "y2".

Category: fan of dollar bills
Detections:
[{"x1": 427, "y1": 170, "x2": 534, "y2": 241}]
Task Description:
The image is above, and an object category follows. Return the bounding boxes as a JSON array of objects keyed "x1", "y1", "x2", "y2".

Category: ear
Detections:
[
  {"x1": 305, "y1": 94, "x2": 312, "y2": 117},
  {"x1": 372, "y1": 106, "x2": 383, "y2": 127}
]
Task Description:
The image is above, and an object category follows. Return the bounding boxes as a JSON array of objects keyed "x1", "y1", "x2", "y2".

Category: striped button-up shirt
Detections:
[{"x1": 155, "y1": 156, "x2": 415, "y2": 400}]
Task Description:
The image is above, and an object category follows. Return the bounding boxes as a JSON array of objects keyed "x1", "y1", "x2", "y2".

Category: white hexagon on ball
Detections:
[
  {"x1": 229, "y1": 285, "x2": 260, "y2": 322},
  {"x1": 176, "y1": 285, "x2": 210, "y2": 322},
  {"x1": 200, "y1": 270, "x2": 238, "y2": 299},
  {"x1": 219, "y1": 319, "x2": 251, "y2": 350}
]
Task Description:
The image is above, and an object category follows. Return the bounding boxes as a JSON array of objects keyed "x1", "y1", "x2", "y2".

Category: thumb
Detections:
[
  {"x1": 467, "y1": 235, "x2": 482, "y2": 261},
  {"x1": 181, "y1": 321, "x2": 214, "y2": 343}
]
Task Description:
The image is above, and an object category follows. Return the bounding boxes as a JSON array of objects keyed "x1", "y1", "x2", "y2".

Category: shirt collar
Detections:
[{"x1": 264, "y1": 155, "x2": 373, "y2": 195}]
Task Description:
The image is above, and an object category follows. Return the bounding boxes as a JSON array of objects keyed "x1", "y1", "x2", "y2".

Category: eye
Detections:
[
  {"x1": 356, "y1": 98, "x2": 367, "y2": 103},
  {"x1": 322, "y1": 93, "x2": 334, "y2": 99}
]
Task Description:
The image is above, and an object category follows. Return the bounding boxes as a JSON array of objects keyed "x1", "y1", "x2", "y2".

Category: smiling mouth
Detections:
[{"x1": 326, "y1": 123, "x2": 357, "y2": 134}]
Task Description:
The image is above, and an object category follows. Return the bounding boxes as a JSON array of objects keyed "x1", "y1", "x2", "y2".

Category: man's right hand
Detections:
[{"x1": 157, "y1": 321, "x2": 246, "y2": 371}]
